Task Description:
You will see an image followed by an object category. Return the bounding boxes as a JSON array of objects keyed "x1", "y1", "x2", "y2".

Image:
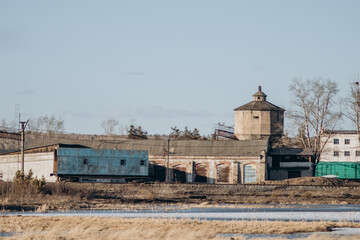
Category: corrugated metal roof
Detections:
[
  {"x1": 234, "y1": 100, "x2": 285, "y2": 111},
  {"x1": 22, "y1": 139, "x2": 269, "y2": 157}
]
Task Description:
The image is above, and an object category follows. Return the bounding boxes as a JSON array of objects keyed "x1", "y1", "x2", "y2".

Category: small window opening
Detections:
[
  {"x1": 334, "y1": 151, "x2": 339, "y2": 157},
  {"x1": 140, "y1": 160, "x2": 145, "y2": 166},
  {"x1": 83, "y1": 159, "x2": 87, "y2": 164},
  {"x1": 345, "y1": 139, "x2": 350, "y2": 144},
  {"x1": 121, "y1": 159, "x2": 126, "y2": 165},
  {"x1": 345, "y1": 151, "x2": 350, "y2": 156},
  {"x1": 334, "y1": 139, "x2": 339, "y2": 144},
  {"x1": 253, "y1": 116, "x2": 259, "y2": 119}
]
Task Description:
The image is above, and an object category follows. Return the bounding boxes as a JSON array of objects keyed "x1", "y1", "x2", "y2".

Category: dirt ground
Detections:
[
  {"x1": 1, "y1": 216, "x2": 360, "y2": 240},
  {"x1": 1, "y1": 177, "x2": 360, "y2": 212}
]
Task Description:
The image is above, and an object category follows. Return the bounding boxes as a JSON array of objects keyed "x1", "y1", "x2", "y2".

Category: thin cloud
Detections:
[
  {"x1": 125, "y1": 72, "x2": 145, "y2": 76},
  {"x1": 253, "y1": 66, "x2": 265, "y2": 72},
  {"x1": 17, "y1": 89, "x2": 35, "y2": 95}
]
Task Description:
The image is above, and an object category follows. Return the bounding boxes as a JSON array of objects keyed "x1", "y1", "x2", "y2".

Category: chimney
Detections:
[{"x1": 258, "y1": 86, "x2": 262, "y2": 92}]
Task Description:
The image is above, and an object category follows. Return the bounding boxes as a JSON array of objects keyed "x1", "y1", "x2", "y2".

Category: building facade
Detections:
[
  {"x1": 316, "y1": 130, "x2": 360, "y2": 179},
  {"x1": 0, "y1": 139, "x2": 269, "y2": 183},
  {"x1": 268, "y1": 148, "x2": 314, "y2": 180}
]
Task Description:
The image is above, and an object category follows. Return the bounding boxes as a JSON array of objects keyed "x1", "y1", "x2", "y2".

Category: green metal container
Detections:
[{"x1": 315, "y1": 162, "x2": 360, "y2": 179}]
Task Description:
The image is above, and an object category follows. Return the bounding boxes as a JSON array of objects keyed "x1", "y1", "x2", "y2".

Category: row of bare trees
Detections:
[
  {"x1": 0, "y1": 116, "x2": 65, "y2": 133},
  {"x1": 288, "y1": 77, "x2": 360, "y2": 164}
]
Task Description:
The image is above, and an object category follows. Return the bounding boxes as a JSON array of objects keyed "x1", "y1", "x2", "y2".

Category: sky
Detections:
[{"x1": 1, "y1": 1, "x2": 359, "y2": 136}]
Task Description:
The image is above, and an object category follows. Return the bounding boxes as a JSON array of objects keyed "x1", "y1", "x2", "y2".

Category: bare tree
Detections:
[
  {"x1": 28, "y1": 115, "x2": 65, "y2": 133},
  {"x1": 101, "y1": 119, "x2": 119, "y2": 135},
  {"x1": 345, "y1": 78, "x2": 360, "y2": 134},
  {"x1": 288, "y1": 78, "x2": 342, "y2": 164}
]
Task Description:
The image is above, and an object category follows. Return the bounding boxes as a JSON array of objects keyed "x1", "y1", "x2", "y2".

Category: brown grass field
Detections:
[
  {"x1": 1, "y1": 179, "x2": 360, "y2": 212},
  {"x1": 1, "y1": 178, "x2": 360, "y2": 239},
  {"x1": 1, "y1": 216, "x2": 360, "y2": 240}
]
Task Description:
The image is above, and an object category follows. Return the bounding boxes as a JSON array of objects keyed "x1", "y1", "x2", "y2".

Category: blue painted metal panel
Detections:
[{"x1": 56, "y1": 148, "x2": 148, "y2": 177}]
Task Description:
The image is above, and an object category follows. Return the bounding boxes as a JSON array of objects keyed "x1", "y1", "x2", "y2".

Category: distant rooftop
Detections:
[{"x1": 11, "y1": 138, "x2": 270, "y2": 157}]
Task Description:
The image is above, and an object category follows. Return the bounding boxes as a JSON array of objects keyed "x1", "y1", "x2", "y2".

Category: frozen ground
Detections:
[{"x1": 3, "y1": 204, "x2": 360, "y2": 222}]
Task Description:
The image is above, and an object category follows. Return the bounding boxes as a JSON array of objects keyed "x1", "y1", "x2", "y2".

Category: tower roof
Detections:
[{"x1": 234, "y1": 86, "x2": 285, "y2": 111}]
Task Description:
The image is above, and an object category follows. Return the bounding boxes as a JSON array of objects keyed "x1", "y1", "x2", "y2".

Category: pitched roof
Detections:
[
  {"x1": 234, "y1": 100, "x2": 285, "y2": 111},
  {"x1": 21, "y1": 138, "x2": 269, "y2": 157}
]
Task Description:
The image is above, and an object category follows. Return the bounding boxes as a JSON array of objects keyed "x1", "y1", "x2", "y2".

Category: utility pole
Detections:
[
  {"x1": 20, "y1": 120, "x2": 29, "y2": 173},
  {"x1": 166, "y1": 136, "x2": 170, "y2": 183}
]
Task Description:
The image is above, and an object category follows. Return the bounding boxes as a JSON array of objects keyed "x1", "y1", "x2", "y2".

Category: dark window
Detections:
[
  {"x1": 253, "y1": 116, "x2": 259, "y2": 119},
  {"x1": 334, "y1": 139, "x2": 339, "y2": 144},
  {"x1": 345, "y1": 151, "x2": 350, "y2": 156},
  {"x1": 356, "y1": 151, "x2": 360, "y2": 156},
  {"x1": 83, "y1": 159, "x2": 87, "y2": 164},
  {"x1": 345, "y1": 139, "x2": 350, "y2": 144},
  {"x1": 140, "y1": 160, "x2": 145, "y2": 166},
  {"x1": 334, "y1": 151, "x2": 339, "y2": 157},
  {"x1": 121, "y1": 159, "x2": 126, "y2": 165}
]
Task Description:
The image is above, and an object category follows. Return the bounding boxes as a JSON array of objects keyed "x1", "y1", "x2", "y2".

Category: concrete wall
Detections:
[
  {"x1": 269, "y1": 168, "x2": 312, "y2": 180},
  {"x1": 0, "y1": 152, "x2": 56, "y2": 182}
]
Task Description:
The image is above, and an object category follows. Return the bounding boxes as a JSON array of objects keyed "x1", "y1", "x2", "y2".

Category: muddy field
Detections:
[{"x1": 1, "y1": 177, "x2": 360, "y2": 212}]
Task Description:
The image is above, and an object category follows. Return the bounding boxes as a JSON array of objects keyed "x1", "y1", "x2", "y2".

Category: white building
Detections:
[
  {"x1": 317, "y1": 130, "x2": 360, "y2": 179},
  {"x1": 320, "y1": 130, "x2": 360, "y2": 162}
]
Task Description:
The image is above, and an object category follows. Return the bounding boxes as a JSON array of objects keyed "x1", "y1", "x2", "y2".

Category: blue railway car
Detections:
[{"x1": 53, "y1": 147, "x2": 148, "y2": 182}]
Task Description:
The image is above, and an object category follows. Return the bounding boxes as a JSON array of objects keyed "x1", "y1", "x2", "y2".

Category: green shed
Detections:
[{"x1": 315, "y1": 162, "x2": 360, "y2": 179}]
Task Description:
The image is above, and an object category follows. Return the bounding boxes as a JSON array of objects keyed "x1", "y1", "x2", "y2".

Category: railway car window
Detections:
[
  {"x1": 121, "y1": 159, "x2": 126, "y2": 165},
  {"x1": 140, "y1": 160, "x2": 145, "y2": 166},
  {"x1": 83, "y1": 159, "x2": 87, "y2": 164}
]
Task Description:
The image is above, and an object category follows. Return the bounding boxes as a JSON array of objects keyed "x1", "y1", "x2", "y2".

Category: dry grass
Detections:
[
  {"x1": 1, "y1": 181, "x2": 360, "y2": 212},
  {"x1": 0, "y1": 217, "x2": 360, "y2": 240}
]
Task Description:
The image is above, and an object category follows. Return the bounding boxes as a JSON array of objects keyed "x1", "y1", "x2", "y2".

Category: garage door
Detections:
[
  {"x1": 173, "y1": 165, "x2": 187, "y2": 183},
  {"x1": 154, "y1": 164, "x2": 166, "y2": 182},
  {"x1": 217, "y1": 164, "x2": 230, "y2": 183},
  {"x1": 195, "y1": 163, "x2": 207, "y2": 183},
  {"x1": 243, "y1": 164, "x2": 256, "y2": 183}
]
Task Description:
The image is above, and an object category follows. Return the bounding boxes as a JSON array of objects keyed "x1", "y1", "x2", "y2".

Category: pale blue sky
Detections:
[{"x1": 1, "y1": 1, "x2": 359, "y2": 135}]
